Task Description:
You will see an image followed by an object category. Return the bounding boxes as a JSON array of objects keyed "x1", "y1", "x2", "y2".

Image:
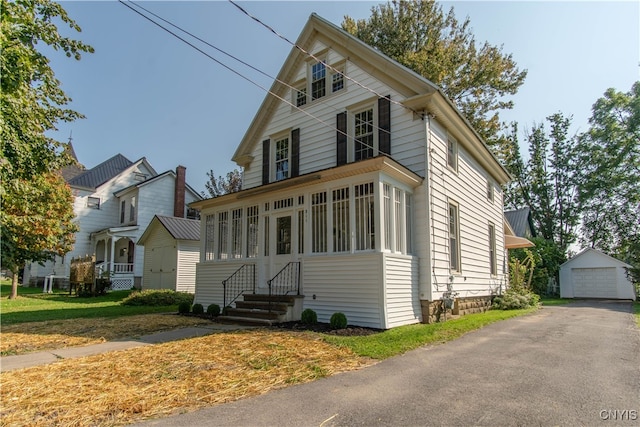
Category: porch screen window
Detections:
[
  {"x1": 355, "y1": 182, "x2": 375, "y2": 250},
  {"x1": 394, "y1": 188, "x2": 404, "y2": 253},
  {"x1": 449, "y1": 203, "x2": 461, "y2": 272},
  {"x1": 311, "y1": 61, "x2": 326, "y2": 100},
  {"x1": 383, "y1": 184, "x2": 391, "y2": 250},
  {"x1": 354, "y1": 108, "x2": 374, "y2": 161},
  {"x1": 332, "y1": 187, "x2": 350, "y2": 252},
  {"x1": 311, "y1": 191, "x2": 327, "y2": 253},
  {"x1": 264, "y1": 216, "x2": 270, "y2": 256},
  {"x1": 297, "y1": 210, "x2": 305, "y2": 254},
  {"x1": 406, "y1": 194, "x2": 413, "y2": 254},
  {"x1": 276, "y1": 216, "x2": 292, "y2": 255},
  {"x1": 231, "y1": 208, "x2": 243, "y2": 259},
  {"x1": 489, "y1": 223, "x2": 497, "y2": 275},
  {"x1": 275, "y1": 137, "x2": 289, "y2": 181},
  {"x1": 205, "y1": 214, "x2": 215, "y2": 261},
  {"x1": 217, "y1": 211, "x2": 228, "y2": 260},
  {"x1": 246, "y1": 206, "x2": 259, "y2": 258}
]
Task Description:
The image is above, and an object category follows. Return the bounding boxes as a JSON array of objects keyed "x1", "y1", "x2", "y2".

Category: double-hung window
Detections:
[
  {"x1": 354, "y1": 108, "x2": 374, "y2": 161},
  {"x1": 311, "y1": 61, "x2": 326, "y2": 100},
  {"x1": 449, "y1": 202, "x2": 461, "y2": 272},
  {"x1": 488, "y1": 223, "x2": 497, "y2": 275},
  {"x1": 274, "y1": 136, "x2": 289, "y2": 181},
  {"x1": 447, "y1": 136, "x2": 458, "y2": 172}
]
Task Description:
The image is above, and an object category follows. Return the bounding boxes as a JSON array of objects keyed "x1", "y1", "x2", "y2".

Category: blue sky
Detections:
[{"x1": 49, "y1": 1, "x2": 639, "y2": 194}]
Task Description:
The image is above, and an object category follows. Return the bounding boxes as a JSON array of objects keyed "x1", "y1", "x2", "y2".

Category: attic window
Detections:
[
  {"x1": 87, "y1": 197, "x2": 100, "y2": 209},
  {"x1": 311, "y1": 61, "x2": 326, "y2": 100},
  {"x1": 331, "y1": 68, "x2": 344, "y2": 92},
  {"x1": 134, "y1": 172, "x2": 147, "y2": 181},
  {"x1": 295, "y1": 86, "x2": 307, "y2": 107}
]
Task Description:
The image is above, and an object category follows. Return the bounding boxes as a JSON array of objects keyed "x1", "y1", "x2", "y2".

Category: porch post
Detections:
[{"x1": 109, "y1": 236, "x2": 116, "y2": 277}]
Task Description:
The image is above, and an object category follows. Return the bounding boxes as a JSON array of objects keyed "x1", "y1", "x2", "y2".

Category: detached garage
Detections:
[
  {"x1": 560, "y1": 248, "x2": 636, "y2": 300},
  {"x1": 138, "y1": 215, "x2": 200, "y2": 293}
]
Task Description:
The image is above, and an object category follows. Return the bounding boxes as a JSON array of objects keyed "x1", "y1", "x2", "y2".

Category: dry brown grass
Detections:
[
  {"x1": 1, "y1": 330, "x2": 373, "y2": 426},
  {"x1": 1, "y1": 314, "x2": 212, "y2": 356}
]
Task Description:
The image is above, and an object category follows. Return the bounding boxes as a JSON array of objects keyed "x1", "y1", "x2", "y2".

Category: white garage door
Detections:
[{"x1": 572, "y1": 267, "x2": 618, "y2": 298}]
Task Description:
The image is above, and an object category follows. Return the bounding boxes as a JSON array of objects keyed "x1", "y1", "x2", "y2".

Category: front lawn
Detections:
[
  {"x1": 323, "y1": 307, "x2": 537, "y2": 359},
  {"x1": 0, "y1": 282, "x2": 183, "y2": 325}
]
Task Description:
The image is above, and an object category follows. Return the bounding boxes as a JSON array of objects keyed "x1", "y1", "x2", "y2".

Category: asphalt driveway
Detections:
[{"x1": 136, "y1": 300, "x2": 639, "y2": 426}]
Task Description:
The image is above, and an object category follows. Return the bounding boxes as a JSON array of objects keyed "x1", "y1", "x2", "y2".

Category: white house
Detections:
[
  {"x1": 190, "y1": 14, "x2": 512, "y2": 329},
  {"x1": 560, "y1": 248, "x2": 636, "y2": 300},
  {"x1": 24, "y1": 153, "x2": 202, "y2": 290},
  {"x1": 138, "y1": 215, "x2": 201, "y2": 293}
]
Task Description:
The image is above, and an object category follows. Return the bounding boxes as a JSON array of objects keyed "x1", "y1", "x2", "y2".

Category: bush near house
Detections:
[
  {"x1": 192, "y1": 303, "x2": 204, "y2": 315},
  {"x1": 121, "y1": 290, "x2": 194, "y2": 307},
  {"x1": 207, "y1": 304, "x2": 221, "y2": 316},
  {"x1": 330, "y1": 312, "x2": 348, "y2": 329},
  {"x1": 301, "y1": 308, "x2": 318, "y2": 324}
]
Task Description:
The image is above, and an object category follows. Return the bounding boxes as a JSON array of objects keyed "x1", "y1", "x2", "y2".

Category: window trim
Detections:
[
  {"x1": 448, "y1": 201, "x2": 461, "y2": 273},
  {"x1": 489, "y1": 222, "x2": 497, "y2": 276},
  {"x1": 87, "y1": 196, "x2": 100, "y2": 209},
  {"x1": 273, "y1": 135, "x2": 290, "y2": 181},
  {"x1": 447, "y1": 135, "x2": 458, "y2": 172}
]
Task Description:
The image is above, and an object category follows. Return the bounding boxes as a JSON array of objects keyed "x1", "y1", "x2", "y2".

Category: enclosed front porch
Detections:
[{"x1": 192, "y1": 156, "x2": 424, "y2": 329}]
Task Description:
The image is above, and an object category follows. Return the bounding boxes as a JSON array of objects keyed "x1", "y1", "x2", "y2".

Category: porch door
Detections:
[{"x1": 269, "y1": 212, "x2": 297, "y2": 283}]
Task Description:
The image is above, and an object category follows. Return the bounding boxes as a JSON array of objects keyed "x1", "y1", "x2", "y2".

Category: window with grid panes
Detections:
[
  {"x1": 311, "y1": 191, "x2": 327, "y2": 253},
  {"x1": 354, "y1": 108, "x2": 374, "y2": 161},
  {"x1": 311, "y1": 61, "x2": 326, "y2": 100},
  {"x1": 355, "y1": 183, "x2": 375, "y2": 250},
  {"x1": 332, "y1": 187, "x2": 350, "y2": 252},
  {"x1": 246, "y1": 206, "x2": 259, "y2": 258},
  {"x1": 205, "y1": 214, "x2": 215, "y2": 261},
  {"x1": 217, "y1": 211, "x2": 228, "y2": 260}
]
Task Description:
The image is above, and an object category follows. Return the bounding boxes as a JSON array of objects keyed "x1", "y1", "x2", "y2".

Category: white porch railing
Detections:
[{"x1": 95, "y1": 262, "x2": 135, "y2": 290}]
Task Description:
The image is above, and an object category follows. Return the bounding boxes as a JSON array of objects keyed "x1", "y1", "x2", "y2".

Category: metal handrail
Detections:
[
  {"x1": 222, "y1": 264, "x2": 256, "y2": 309},
  {"x1": 267, "y1": 262, "x2": 301, "y2": 312}
]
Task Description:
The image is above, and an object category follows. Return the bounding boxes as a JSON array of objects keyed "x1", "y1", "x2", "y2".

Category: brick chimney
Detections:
[{"x1": 174, "y1": 165, "x2": 186, "y2": 218}]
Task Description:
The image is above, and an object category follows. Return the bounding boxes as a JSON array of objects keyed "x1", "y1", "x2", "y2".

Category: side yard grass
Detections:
[{"x1": 0, "y1": 283, "x2": 181, "y2": 325}]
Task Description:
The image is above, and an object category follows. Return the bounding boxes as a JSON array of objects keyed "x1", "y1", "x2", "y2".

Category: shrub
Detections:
[
  {"x1": 300, "y1": 308, "x2": 317, "y2": 324},
  {"x1": 330, "y1": 312, "x2": 348, "y2": 329},
  {"x1": 492, "y1": 287, "x2": 540, "y2": 310},
  {"x1": 178, "y1": 301, "x2": 191, "y2": 314},
  {"x1": 121, "y1": 289, "x2": 194, "y2": 307},
  {"x1": 192, "y1": 303, "x2": 204, "y2": 314},
  {"x1": 207, "y1": 304, "x2": 221, "y2": 316}
]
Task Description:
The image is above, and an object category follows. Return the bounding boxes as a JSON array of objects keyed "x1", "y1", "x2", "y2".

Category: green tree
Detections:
[
  {"x1": 507, "y1": 113, "x2": 581, "y2": 255},
  {"x1": 577, "y1": 82, "x2": 640, "y2": 262},
  {"x1": 202, "y1": 169, "x2": 243, "y2": 198},
  {"x1": 1, "y1": 0, "x2": 93, "y2": 298},
  {"x1": 342, "y1": 0, "x2": 527, "y2": 145}
]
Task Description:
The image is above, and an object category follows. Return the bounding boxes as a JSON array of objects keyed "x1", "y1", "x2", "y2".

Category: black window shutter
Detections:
[
  {"x1": 378, "y1": 95, "x2": 391, "y2": 156},
  {"x1": 336, "y1": 112, "x2": 347, "y2": 166},
  {"x1": 291, "y1": 128, "x2": 300, "y2": 177},
  {"x1": 262, "y1": 139, "x2": 270, "y2": 185}
]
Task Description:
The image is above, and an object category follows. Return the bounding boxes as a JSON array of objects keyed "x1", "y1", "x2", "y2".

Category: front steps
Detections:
[{"x1": 217, "y1": 294, "x2": 304, "y2": 326}]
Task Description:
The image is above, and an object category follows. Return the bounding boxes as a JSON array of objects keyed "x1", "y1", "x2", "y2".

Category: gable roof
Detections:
[
  {"x1": 561, "y1": 248, "x2": 632, "y2": 268},
  {"x1": 231, "y1": 13, "x2": 511, "y2": 185},
  {"x1": 113, "y1": 169, "x2": 203, "y2": 201},
  {"x1": 67, "y1": 154, "x2": 134, "y2": 189},
  {"x1": 138, "y1": 215, "x2": 201, "y2": 245},
  {"x1": 505, "y1": 207, "x2": 536, "y2": 238}
]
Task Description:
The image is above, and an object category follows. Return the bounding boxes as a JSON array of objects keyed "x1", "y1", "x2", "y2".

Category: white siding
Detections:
[
  {"x1": 384, "y1": 254, "x2": 421, "y2": 328},
  {"x1": 423, "y1": 120, "x2": 507, "y2": 300},
  {"x1": 176, "y1": 240, "x2": 199, "y2": 293},
  {"x1": 194, "y1": 261, "x2": 253, "y2": 308},
  {"x1": 302, "y1": 254, "x2": 384, "y2": 329},
  {"x1": 242, "y1": 42, "x2": 427, "y2": 190}
]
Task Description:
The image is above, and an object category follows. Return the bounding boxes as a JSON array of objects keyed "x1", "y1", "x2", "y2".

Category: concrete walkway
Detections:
[{"x1": 0, "y1": 323, "x2": 252, "y2": 372}]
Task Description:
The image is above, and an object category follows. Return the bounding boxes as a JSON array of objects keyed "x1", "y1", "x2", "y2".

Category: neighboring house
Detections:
[
  {"x1": 559, "y1": 248, "x2": 636, "y2": 300},
  {"x1": 190, "y1": 14, "x2": 512, "y2": 329},
  {"x1": 138, "y1": 215, "x2": 201, "y2": 293},
  {"x1": 24, "y1": 152, "x2": 202, "y2": 290},
  {"x1": 505, "y1": 207, "x2": 536, "y2": 240}
]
